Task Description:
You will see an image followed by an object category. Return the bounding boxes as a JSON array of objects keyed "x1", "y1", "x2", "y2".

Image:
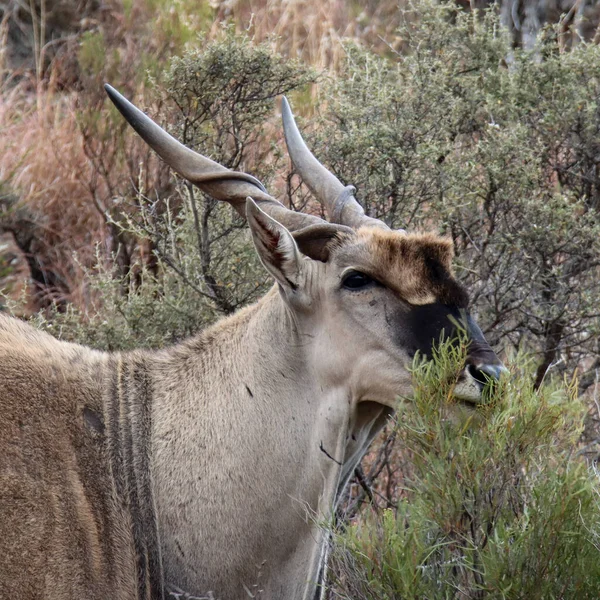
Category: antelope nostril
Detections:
[
  {"x1": 467, "y1": 364, "x2": 488, "y2": 387},
  {"x1": 467, "y1": 364, "x2": 507, "y2": 386}
]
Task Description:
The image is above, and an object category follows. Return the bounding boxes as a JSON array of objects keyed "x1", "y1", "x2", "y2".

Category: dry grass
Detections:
[
  {"x1": 211, "y1": 0, "x2": 405, "y2": 72},
  {"x1": 0, "y1": 86, "x2": 104, "y2": 306}
]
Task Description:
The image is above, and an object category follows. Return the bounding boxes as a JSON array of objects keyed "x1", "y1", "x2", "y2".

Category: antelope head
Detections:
[{"x1": 105, "y1": 86, "x2": 505, "y2": 495}]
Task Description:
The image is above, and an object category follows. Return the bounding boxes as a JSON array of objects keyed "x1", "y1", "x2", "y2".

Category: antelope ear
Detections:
[
  {"x1": 292, "y1": 223, "x2": 353, "y2": 262},
  {"x1": 246, "y1": 197, "x2": 301, "y2": 290}
]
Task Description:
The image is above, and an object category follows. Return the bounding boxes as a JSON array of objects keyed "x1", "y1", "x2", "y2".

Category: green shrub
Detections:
[
  {"x1": 328, "y1": 341, "x2": 600, "y2": 599},
  {"x1": 164, "y1": 27, "x2": 316, "y2": 172}
]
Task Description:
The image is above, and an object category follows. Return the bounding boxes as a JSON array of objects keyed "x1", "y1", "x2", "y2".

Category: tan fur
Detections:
[
  {"x1": 0, "y1": 317, "x2": 143, "y2": 599},
  {"x1": 0, "y1": 222, "x2": 500, "y2": 600}
]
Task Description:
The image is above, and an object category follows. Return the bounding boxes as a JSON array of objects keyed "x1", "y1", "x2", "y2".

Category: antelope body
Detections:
[{"x1": 0, "y1": 87, "x2": 504, "y2": 600}]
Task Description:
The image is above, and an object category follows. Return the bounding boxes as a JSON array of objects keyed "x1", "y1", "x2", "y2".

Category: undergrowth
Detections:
[{"x1": 329, "y1": 340, "x2": 600, "y2": 598}]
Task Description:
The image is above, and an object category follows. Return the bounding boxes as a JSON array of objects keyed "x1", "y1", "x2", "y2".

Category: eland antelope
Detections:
[{"x1": 0, "y1": 85, "x2": 504, "y2": 600}]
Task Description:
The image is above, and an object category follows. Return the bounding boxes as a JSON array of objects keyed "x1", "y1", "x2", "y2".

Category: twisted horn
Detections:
[
  {"x1": 281, "y1": 97, "x2": 388, "y2": 230},
  {"x1": 104, "y1": 84, "x2": 325, "y2": 232}
]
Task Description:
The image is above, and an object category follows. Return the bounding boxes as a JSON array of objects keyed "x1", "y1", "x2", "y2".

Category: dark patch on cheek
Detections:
[{"x1": 393, "y1": 303, "x2": 465, "y2": 360}]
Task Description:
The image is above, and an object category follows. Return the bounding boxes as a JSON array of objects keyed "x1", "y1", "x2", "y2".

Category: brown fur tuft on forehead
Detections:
[{"x1": 332, "y1": 228, "x2": 469, "y2": 307}]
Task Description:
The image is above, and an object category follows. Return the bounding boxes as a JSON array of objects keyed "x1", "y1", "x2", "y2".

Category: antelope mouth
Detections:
[
  {"x1": 453, "y1": 363, "x2": 507, "y2": 406},
  {"x1": 453, "y1": 389, "x2": 486, "y2": 407},
  {"x1": 454, "y1": 395, "x2": 486, "y2": 409}
]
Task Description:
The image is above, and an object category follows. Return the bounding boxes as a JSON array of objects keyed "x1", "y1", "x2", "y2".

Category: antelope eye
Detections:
[{"x1": 342, "y1": 271, "x2": 375, "y2": 290}]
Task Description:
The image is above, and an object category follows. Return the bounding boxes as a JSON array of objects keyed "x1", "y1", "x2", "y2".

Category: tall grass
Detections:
[{"x1": 211, "y1": 0, "x2": 404, "y2": 72}]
